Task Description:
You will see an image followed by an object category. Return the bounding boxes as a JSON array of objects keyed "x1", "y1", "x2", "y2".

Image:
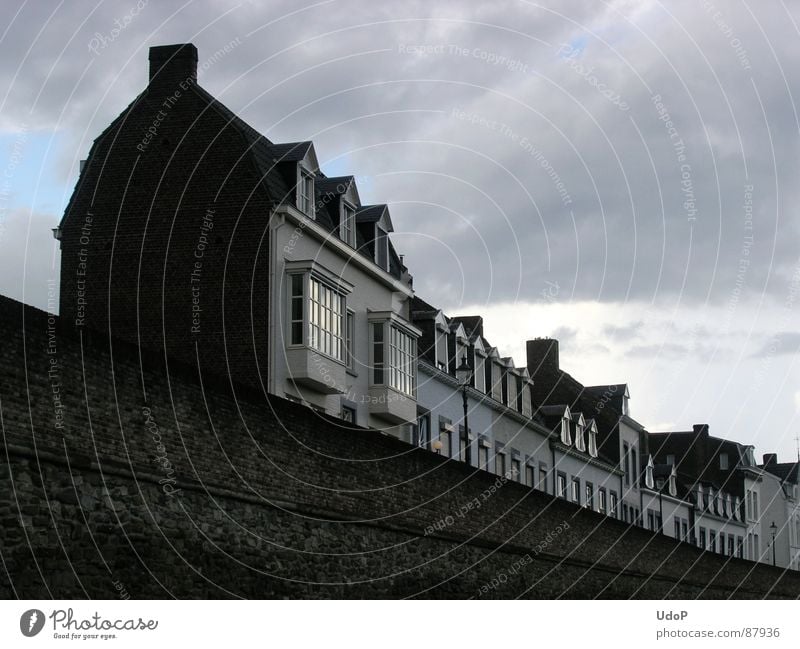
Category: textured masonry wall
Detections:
[
  {"x1": 1, "y1": 296, "x2": 799, "y2": 598},
  {"x1": 58, "y1": 79, "x2": 274, "y2": 392}
]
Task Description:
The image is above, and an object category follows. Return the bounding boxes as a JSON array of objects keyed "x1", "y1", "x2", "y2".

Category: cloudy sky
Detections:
[{"x1": 1, "y1": 0, "x2": 798, "y2": 459}]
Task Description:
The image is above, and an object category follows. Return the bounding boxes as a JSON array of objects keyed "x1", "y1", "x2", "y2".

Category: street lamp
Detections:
[
  {"x1": 770, "y1": 521, "x2": 777, "y2": 566},
  {"x1": 455, "y1": 357, "x2": 473, "y2": 467},
  {"x1": 432, "y1": 439, "x2": 443, "y2": 454}
]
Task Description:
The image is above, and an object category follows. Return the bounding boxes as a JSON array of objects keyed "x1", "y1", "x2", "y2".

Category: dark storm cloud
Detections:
[{"x1": 0, "y1": 0, "x2": 798, "y2": 312}]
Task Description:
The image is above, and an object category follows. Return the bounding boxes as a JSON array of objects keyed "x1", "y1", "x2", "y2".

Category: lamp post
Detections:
[
  {"x1": 455, "y1": 358, "x2": 473, "y2": 467},
  {"x1": 770, "y1": 521, "x2": 777, "y2": 566}
]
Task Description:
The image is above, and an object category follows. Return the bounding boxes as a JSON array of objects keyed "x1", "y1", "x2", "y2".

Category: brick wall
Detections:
[
  {"x1": 58, "y1": 66, "x2": 274, "y2": 392},
  {"x1": 1, "y1": 296, "x2": 798, "y2": 598}
]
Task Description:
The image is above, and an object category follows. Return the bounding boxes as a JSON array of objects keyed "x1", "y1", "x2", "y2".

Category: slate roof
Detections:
[{"x1": 761, "y1": 461, "x2": 800, "y2": 484}]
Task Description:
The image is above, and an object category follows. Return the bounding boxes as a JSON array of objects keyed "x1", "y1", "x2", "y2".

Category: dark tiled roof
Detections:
[
  {"x1": 356, "y1": 204, "x2": 387, "y2": 223},
  {"x1": 317, "y1": 176, "x2": 353, "y2": 195},
  {"x1": 267, "y1": 141, "x2": 313, "y2": 162},
  {"x1": 450, "y1": 315, "x2": 483, "y2": 339},
  {"x1": 761, "y1": 461, "x2": 800, "y2": 484}
]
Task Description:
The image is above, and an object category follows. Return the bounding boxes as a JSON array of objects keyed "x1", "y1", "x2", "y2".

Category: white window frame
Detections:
[
  {"x1": 340, "y1": 200, "x2": 356, "y2": 247},
  {"x1": 574, "y1": 415, "x2": 586, "y2": 452},
  {"x1": 587, "y1": 421, "x2": 598, "y2": 457},
  {"x1": 286, "y1": 270, "x2": 347, "y2": 363},
  {"x1": 561, "y1": 415, "x2": 572, "y2": 445},
  {"x1": 369, "y1": 319, "x2": 416, "y2": 397},
  {"x1": 297, "y1": 166, "x2": 315, "y2": 217}
]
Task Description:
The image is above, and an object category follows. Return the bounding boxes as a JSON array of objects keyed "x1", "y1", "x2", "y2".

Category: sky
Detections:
[{"x1": 0, "y1": 0, "x2": 798, "y2": 460}]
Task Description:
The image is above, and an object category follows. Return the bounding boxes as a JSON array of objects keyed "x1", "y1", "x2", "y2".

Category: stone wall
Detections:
[{"x1": 1, "y1": 296, "x2": 798, "y2": 598}]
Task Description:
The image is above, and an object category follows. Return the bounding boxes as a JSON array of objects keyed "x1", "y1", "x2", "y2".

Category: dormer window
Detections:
[
  {"x1": 668, "y1": 468, "x2": 677, "y2": 497},
  {"x1": 719, "y1": 453, "x2": 729, "y2": 470},
  {"x1": 561, "y1": 414, "x2": 572, "y2": 445},
  {"x1": 340, "y1": 201, "x2": 355, "y2": 246},
  {"x1": 298, "y1": 168, "x2": 315, "y2": 217},
  {"x1": 574, "y1": 415, "x2": 586, "y2": 452},
  {"x1": 375, "y1": 226, "x2": 388, "y2": 270},
  {"x1": 645, "y1": 456, "x2": 655, "y2": 489},
  {"x1": 587, "y1": 421, "x2": 598, "y2": 457}
]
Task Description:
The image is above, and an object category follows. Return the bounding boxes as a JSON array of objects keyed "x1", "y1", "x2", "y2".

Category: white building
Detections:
[{"x1": 266, "y1": 144, "x2": 420, "y2": 439}]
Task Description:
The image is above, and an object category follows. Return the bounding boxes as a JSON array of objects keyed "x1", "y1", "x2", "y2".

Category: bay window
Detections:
[
  {"x1": 370, "y1": 320, "x2": 416, "y2": 396},
  {"x1": 288, "y1": 272, "x2": 346, "y2": 362}
]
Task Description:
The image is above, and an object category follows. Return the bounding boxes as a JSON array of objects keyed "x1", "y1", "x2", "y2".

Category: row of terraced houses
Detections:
[{"x1": 55, "y1": 43, "x2": 800, "y2": 571}]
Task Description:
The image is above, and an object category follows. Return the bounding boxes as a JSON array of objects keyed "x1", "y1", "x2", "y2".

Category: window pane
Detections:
[{"x1": 307, "y1": 276, "x2": 344, "y2": 360}]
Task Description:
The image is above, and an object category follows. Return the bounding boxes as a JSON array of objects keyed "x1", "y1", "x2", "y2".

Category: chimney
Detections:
[
  {"x1": 149, "y1": 43, "x2": 198, "y2": 86},
  {"x1": 692, "y1": 423, "x2": 709, "y2": 440},
  {"x1": 527, "y1": 338, "x2": 559, "y2": 375},
  {"x1": 763, "y1": 453, "x2": 778, "y2": 466}
]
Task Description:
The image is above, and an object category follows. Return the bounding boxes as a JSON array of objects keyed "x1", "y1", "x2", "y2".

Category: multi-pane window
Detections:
[
  {"x1": 571, "y1": 478, "x2": 581, "y2": 504},
  {"x1": 526, "y1": 465, "x2": 535, "y2": 487},
  {"x1": 598, "y1": 488, "x2": 607, "y2": 514},
  {"x1": 340, "y1": 202, "x2": 355, "y2": 246},
  {"x1": 389, "y1": 325, "x2": 415, "y2": 395},
  {"x1": 511, "y1": 458, "x2": 521, "y2": 481},
  {"x1": 370, "y1": 321, "x2": 417, "y2": 395},
  {"x1": 610, "y1": 491, "x2": 618, "y2": 517},
  {"x1": 585, "y1": 482, "x2": 594, "y2": 510},
  {"x1": 308, "y1": 277, "x2": 344, "y2": 360},
  {"x1": 289, "y1": 274, "x2": 344, "y2": 361},
  {"x1": 298, "y1": 169, "x2": 314, "y2": 216},
  {"x1": 699, "y1": 528, "x2": 706, "y2": 549},
  {"x1": 538, "y1": 463, "x2": 548, "y2": 493}
]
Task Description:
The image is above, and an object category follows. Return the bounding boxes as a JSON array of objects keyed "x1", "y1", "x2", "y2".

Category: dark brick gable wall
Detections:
[
  {"x1": 2, "y1": 296, "x2": 799, "y2": 598},
  {"x1": 58, "y1": 65, "x2": 274, "y2": 392}
]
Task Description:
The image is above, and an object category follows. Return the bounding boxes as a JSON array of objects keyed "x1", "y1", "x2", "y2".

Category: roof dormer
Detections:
[
  {"x1": 561, "y1": 405, "x2": 572, "y2": 446},
  {"x1": 267, "y1": 141, "x2": 318, "y2": 217},
  {"x1": 356, "y1": 204, "x2": 393, "y2": 272},
  {"x1": 645, "y1": 456, "x2": 655, "y2": 489},
  {"x1": 668, "y1": 466, "x2": 677, "y2": 497},
  {"x1": 572, "y1": 412, "x2": 586, "y2": 452},
  {"x1": 586, "y1": 418, "x2": 598, "y2": 457}
]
